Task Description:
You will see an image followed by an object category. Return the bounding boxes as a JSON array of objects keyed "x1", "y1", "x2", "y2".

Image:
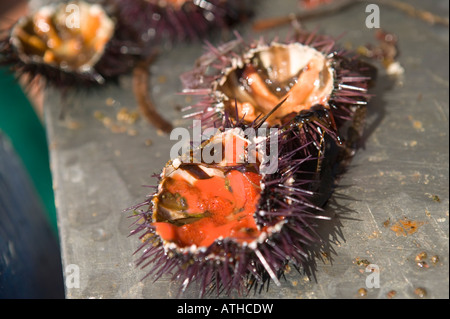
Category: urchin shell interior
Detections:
[
  {"x1": 130, "y1": 120, "x2": 332, "y2": 295},
  {"x1": 130, "y1": 31, "x2": 376, "y2": 296},
  {"x1": 10, "y1": 1, "x2": 114, "y2": 73},
  {"x1": 215, "y1": 42, "x2": 335, "y2": 126},
  {"x1": 151, "y1": 129, "x2": 283, "y2": 251}
]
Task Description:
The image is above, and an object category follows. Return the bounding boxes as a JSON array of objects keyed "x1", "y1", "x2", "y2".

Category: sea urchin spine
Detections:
[
  {"x1": 128, "y1": 108, "x2": 344, "y2": 296},
  {"x1": 128, "y1": 30, "x2": 376, "y2": 296}
]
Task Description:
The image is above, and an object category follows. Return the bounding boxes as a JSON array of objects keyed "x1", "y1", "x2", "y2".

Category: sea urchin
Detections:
[
  {"x1": 114, "y1": 0, "x2": 252, "y2": 44},
  {"x1": 128, "y1": 29, "x2": 376, "y2": 296},
  {"x1": 128, "y1": 103, "x2": 345, "y2": 296},
  {"x1": 0, "y1": 1, "x2": 139, "y2": 89}
]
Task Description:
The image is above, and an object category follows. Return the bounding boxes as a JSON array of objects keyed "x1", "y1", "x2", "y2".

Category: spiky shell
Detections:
[
  {"x1": 113, "y1": 0, "x2": 253, "y2": 43},
  {"x1": 180, "y1": 30, "x2": 377, "y2": 151},
  {"x1": 0, "y1": 1, "x2": 139, "y2": 89},
  {"x1": 128, "y1": 112, "x2": 341, "y2": 296},
  {"x1": 128, "y1": 30, "x2": 376, "y2": 296}
]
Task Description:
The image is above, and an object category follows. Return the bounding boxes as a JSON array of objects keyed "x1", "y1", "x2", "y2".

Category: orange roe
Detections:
[{"x1": 154, "y1": 170, "x2": 263, "y2": 247}]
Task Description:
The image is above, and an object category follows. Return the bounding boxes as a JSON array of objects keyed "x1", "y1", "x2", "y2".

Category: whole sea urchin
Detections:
[{"x1": 0, "y1": 1, "x2": 139, "y2": 89}]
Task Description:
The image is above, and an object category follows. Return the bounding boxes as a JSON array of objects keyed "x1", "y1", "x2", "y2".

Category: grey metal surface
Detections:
[{"x1": 37, "y1": 0, "x2": 448, "y2": 298}]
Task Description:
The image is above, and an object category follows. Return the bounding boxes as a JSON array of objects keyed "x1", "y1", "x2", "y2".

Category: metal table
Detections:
[{"x1": 34, "y1": 0, "x2": 448, "y2": 298}]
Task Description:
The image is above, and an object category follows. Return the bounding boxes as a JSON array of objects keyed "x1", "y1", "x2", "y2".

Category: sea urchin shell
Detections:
[
  {"x1": 128, "y1": 30, "x2": 376, "y2": 296},
  {"x1": 114, "y1": 0, "x2": 252, "y2": 43},
  {"x1": 181, "y1": 30, "x2": 376, "y2": 150},
  {"x1": 0, "y1": 1, "x2": 139, "y2": 88},
  {"x1": 128, "y1": 103, "x2": 345, "y2": 296}
]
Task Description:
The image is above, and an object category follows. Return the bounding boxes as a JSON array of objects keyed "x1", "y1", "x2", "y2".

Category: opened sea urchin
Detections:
[
  {"x1": 129, "y1": 113, "x2": 338, "y2": 295},
  {"x1": 128, "y1": 30, "x2": 376, "y2": 296},
  {"x1": 181, "y1": 30, "x2": 376, "y2": 149},
  {"x1": 0, "y1": 1, "x2": 139, "y2": 88}
]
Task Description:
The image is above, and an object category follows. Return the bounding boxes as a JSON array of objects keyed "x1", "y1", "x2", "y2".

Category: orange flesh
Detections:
[
  {"x1": 154, "y1": 170, "x2": 263, "y2": 248},
  {"x1": 219, "y1": 50, "x2": 333, "y2": 126},
  {"x1": 14, "y1": 5, "x2": 112, "y2": 69}
]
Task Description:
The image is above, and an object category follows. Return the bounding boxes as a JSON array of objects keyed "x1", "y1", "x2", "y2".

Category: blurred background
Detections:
[{"x1": 0, "y1": 0, "x2": 64, "y2": 298}]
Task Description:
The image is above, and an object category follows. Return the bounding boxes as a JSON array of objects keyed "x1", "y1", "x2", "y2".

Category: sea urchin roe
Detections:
[
  {"x1": 217, "y1": 42, "x2": 334, "y2": 126},
  {"x1": 153, "y1": 168, "x2": 263, "y2": 248},
  {"x1": 11, "y1": 2, "x2": 114, "y2": 71}
]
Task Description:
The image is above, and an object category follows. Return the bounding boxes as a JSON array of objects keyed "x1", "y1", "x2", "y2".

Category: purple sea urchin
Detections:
[
  {"x1": 0, "y1": 1, "x2": 139, "y2": 89},
  {"x1": 114, "y1": 0, "x2": 252, "y2": 44},
  {"x1": 129, "y1": 112, "x2": 337, "y2": 296},
  {"x1": 128, "y1": 30, "x2": 376, "y2": 296},
  {"x1": 181, "y1": 30, "x2": 376, "y2": 149}
]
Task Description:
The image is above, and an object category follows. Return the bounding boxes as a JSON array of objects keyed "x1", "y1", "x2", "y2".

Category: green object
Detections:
[{"x1": 0, "y1": 67, "x2": 58, "y2": 236}]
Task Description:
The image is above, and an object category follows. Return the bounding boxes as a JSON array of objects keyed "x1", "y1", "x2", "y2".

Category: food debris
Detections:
[
  {"x1": 284, "y1": 264, "x2": 292, "y2": 274},
  {"x1": 414, "y1": 287, "x2": 427, "y2": 298},
  {"x1": 116, "y1": 107, "x2": 140, "y2": 124},
  {"x1": 407, "y1": 115, "x2": 425, "y2": 132},
  {"x1": 408, "y1": 140, "x2": 418, "y2": 148},
  {"x1": 386, "y1": 290, "x2": 397, "y2": 299},
  {"x1": 425, "y1": 193, "x2": 441, "y2": 203},
  {"x1": 368, "y1": 230, "x2": 382, "y2": 239},
  {"x1": 385, "y1": 61, "x2": 405, "y2": 76},
  {"x1": 415, "y1": 251, "x2": 429, "y2": 268},
  {"x1": 414, "y1": 252, "x2": 440, "y2": 268},
  {"x1": 430, "y1": 255, "x2": 439, "y2": 265},
  {"x1": 321, "y1": 252, "x2": 331, "y2": 264},
  {"x1": 415, "y1": 251, "x2": 427, "y2": 262},
  {"x1": 390, "y1": 218, "x2": 425, "y2": 237},
  {"x1": 355, "y1": 258, "x2": 371, "y2": 268},
  {"x1": 105, "y1": 97, "x2": 116, "y2": 106},
  {"x1": 416, "y1": 261, "x2": 429, "y2": 269},
  {"x1": 357, "y1": 288, "x2": 367, "y2": 297},
  {"x1": 358, "y1": 29, "x2": 404, "y2": 76},
  {"x1": 93, "y1": 107, "x2": 140, "y2": 136},
  {"x1": 413, "y1": 120, "x2": 424, "y2": 132}
]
